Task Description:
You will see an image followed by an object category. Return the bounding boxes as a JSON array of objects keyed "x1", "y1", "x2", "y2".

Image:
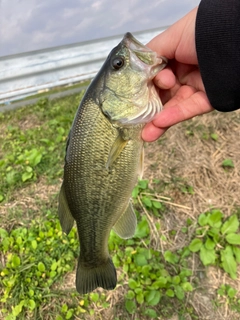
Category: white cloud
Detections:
[{"x1": 0, "y1": 0, "x2": 200, "y2": 56}]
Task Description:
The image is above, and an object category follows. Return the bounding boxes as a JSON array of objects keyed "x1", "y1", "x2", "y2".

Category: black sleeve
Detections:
[{"x1": 195, "y1": 0, "x2": 240, "y2": 112}]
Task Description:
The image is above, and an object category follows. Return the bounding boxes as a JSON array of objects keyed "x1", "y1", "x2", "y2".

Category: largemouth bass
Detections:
[{"x1": 58, "y1": 32, "x2": 167, "y2": 294}]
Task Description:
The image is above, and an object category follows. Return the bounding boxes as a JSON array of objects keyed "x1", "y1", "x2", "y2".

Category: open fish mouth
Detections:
[{"x1": 123, "y1": 32, "x2": 168, "y2": 67}]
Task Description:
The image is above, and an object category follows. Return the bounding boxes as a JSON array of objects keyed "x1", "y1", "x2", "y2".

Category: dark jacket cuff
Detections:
[{"x1": 196, "y1": 0, "x2": 240, "y2": 112}]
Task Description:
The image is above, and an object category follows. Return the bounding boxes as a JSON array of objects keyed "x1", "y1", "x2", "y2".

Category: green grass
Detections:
[
  {"x1": 0, "y1": 94, "x2": 82, "y2": 202},
  {"x1": 1, "y1": 93, "x2": 240, "y2": 319}
]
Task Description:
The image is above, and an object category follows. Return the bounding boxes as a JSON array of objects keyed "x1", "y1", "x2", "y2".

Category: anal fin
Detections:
[
  {"x1": 58, "y1": 184, "x2": 75, "y2": 234},
  {"x1": 113, "y1": 202, "x2": 137, "y2": 239}
]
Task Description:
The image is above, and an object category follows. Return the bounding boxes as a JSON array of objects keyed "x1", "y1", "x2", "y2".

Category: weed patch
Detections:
[{"x1": 1, "y1": 94, "x2": 240, "y2": 319}]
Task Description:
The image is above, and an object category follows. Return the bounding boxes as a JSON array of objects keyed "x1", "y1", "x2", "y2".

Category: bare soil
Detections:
[
  {"x1": 1, "y1": 108, "x2": 240, "y2": 319},
  {"x1": 143, "y1": 109, "x2": 240, "y2": 320}
]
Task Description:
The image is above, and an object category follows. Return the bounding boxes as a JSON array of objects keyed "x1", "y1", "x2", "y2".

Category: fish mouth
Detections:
[{"x1": 123, "y1": 32, "x2": 167, "y2": 67}]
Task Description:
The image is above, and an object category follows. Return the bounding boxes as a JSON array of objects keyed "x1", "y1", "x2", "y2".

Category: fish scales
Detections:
[
  {"x1": 62, "y1": 95, "x2": 143, "y2": 292},
  {"x1": 58, "y1": 32, "x2": 167, "y2": 294}
]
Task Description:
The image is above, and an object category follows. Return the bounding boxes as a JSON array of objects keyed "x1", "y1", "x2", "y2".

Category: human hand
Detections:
[{"x1": 142, "y1": 7, "x2": 214, "y2": 142}]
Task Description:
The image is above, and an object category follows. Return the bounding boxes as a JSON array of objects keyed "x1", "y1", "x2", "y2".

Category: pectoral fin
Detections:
[
  {"x1": 58, "y1": 184, "x2": 75, "y2": 234},
  {"x1": 106, "y1": 134, "x2": 128, "y2": 169},
  {"x1": 113, "y1": 202, "x2": 137, "y2": 239}
]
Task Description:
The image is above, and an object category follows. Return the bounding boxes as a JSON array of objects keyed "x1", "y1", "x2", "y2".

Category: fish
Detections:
[{"x1": 58, "y1": 32, "x2": 167, "y2": 294}]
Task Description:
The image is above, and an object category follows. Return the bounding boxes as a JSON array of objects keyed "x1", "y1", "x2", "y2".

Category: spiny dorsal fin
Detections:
[
  {"x1": 113, "y1": 202, "x2": 137, "y2": 239},
  {"x1": 58, "y1": 184, "x2": 75, "y2": 235}
]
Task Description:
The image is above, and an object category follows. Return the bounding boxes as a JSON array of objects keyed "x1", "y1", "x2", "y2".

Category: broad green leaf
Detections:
[
  {"x1": 136, "y1": 292, "x2": 144, "y2": 304},
  {"x1": 134, "y1": 253, "x2": 148, "y2": 266},
  {"x1": 222, "y1": 159, "x2": 234, "y2": 168},
  {"x1": 61, "y1": 304, "x2": 68, "y2": 313},
  {"x1": 144, "y1": 309, "x2": 158, "y2": 318},
  {"x1": 152, "y1": 201, "x2": 162, "y2": 209},
  {"x1": 134, "y1": 288, "x2": 142, "y2": 295},
  {"x1": 174, "y1": 285, "x2": 185, "y2": 300},
  {"x1": 166, "y1": 289, "x2": 174, "y2": 297},
  {"x1": 16, "y1": 236, "x2": 22, "y2": 245},
  {"x1": 126, "y1": 290, "x2": 135, "y2": 299},
  {"x1": 180, "y1": 247, "x2": 191, "y2": 258},
  {"x1": 38, "y1": 262, "x2": 46, "y2": 272},
  {"x1": 208, "y1": 210, "x2": 223, "y2": 228},
  {"x1": 151, "y1": 277, "x2": 167, "y2": 289},
  {"x1": 207, "y1": 227, "x2": 219, "y2": 237},
  {"x1": 145, "y1": 290, "x2": 161, "y2": 306},
  {"x1": 138, "y1": 247, "x2": 152, "y2": 259},
  {"x1": 125, "y1": 300, "x2": 136, "y2": 314},
  {"x1": 205, "y1": 237, "x2": 216, "y2": 250},
  {"x1": 221, "y1": 214, "x2": 239, "y2": 235},
  {"x1": 12, "y1": 300, "x2": 24, "y2": 316},
  {"x1": 210, "y1": 133, "x2": 218, "y2": 141},
  {"x1": 25, "y1": 165, "x2": 33, "y2": 173},
  {"x1": 0, "y1": 228, "x2": 8, "y2": 238},
  {"x1": 6, "y1": 170, "x2": 16, "y2": 185},
  {"x1": 0, "y1": 194, "x2": 4, "y2": 202},
  {"x1": 51, "y1": 261, "x2": 58, "y2": 271},
  {"x1": 172, "y1": 276, "x2": 180, "y2": 285},
  {"x1": 138, "y1": 179, "x2": 148, "y2": 189},
  {"x1": 198, "y1": 213, "x2": 209, "y2": 226},
  {"x1": 90, "y1": 293, "x2": 99, "y2": 302},
  {"x1": 11, "y1": 255, "x2": 21, "y2": 268},
  {"x1": 128, "y1": 279, "x2": 138, "y2": 290},
  {"x1": 28, "y1": 299, "x2": 36, "y2": 310},
  {"x1": 200, "y1": 246, "x2": 216, "y2": 266},
  {"x1": 232, "y1": 246, "x2": 240, "y2": 263},
  {"x1": 27, "y1": 148, "x2": 43, "y2": 167},
  {"x1": 225, "y1": 233, "x2": 240, "y2": 245},
  {"x1": 164, "y1": 250, "x2": 179, "y2": 264},
  {"x1": 221, "y1": 246, "x2": 237, "y2": 279},
  {"x1": 142, "y1": 196, "x2": 152, "y2": 208},
  {"x1": 66, "y1": 309, "x2": 74, "y2": 319},
  {"x1": 217, "y1": 285, "x2": 226, "y2": 296},
  {"x1": 212, "y1": 232, "x2": 220, "y2": 243},
  {"x1": 31, "y1": 240, "x2": 37, "y2": 249},
  {"x1": 189, "y1": 238, "x2": 203, "y2": 252},
  {"x1": 227, "y1": 287, "x2": 237, "y2": 298},
  {"x1": 179, "y1": 269, "x2": 192, "y2": 278},
  {"x1": 134, "y1": 218, "x2": 150, "y2": 238},
  {"x1": 181, "y1": 282, "x2": 193, "y2": 292},
  {"x1": 132, "y1": 186, "x2": 139, "y2": 198},
  {"x1": 22, "y1": 171, "x2": 33, "y2": 182}
]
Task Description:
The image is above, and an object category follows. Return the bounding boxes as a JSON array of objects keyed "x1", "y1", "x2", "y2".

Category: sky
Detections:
[{"x1": 0, "y1": 0, "x2": 200, "y2": 57}]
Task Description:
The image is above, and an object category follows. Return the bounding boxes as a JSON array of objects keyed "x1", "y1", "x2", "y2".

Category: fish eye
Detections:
[{"x1": 111, "y1": 57, "x2": 124, "y2": 70}]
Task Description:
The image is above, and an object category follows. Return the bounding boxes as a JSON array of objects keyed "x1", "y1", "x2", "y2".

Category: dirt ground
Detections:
[
  {"x1": 1, "y1": 106, "x2": 240, "y2": 319},
  {"x1": 143, "y1": 109, "x2": 240, "y2": 320}
]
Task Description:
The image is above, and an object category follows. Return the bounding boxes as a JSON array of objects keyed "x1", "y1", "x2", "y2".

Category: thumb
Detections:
[{"x1": 147, "y1": 7, "x2": 198, "y2": 64}]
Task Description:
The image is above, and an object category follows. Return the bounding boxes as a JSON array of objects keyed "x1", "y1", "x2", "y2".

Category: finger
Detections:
[
  {"x1": 153, "y1": 90, "x2": 214, "y2": 128},
  {"x1": 153, "y1": 68, "x2": 176, "y2": 89},
  {"x1": 175, "y1": 64, "x2": 205, "y2": 92},
  {"x1": 142, "y1": 87, "x2": 214, "y2": 142},
  {"x1": 141, "y1": 122, "x2": 168, "y2": 142},
  {"x1": 159, "y1": 82, "x2": 192, "y2": 106}
]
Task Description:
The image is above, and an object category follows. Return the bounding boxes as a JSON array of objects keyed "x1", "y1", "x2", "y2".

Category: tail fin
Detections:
[{"x1": 76, "y1": 258, "x2": 117, "y2": 294}]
